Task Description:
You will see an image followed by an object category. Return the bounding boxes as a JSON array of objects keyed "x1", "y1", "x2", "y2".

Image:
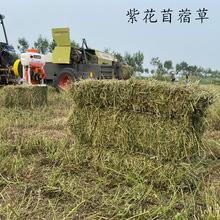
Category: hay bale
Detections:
[
  {"x1": 69, "y1": 79, "x2": 215, "y2": 148},
  {"x1": 68, "y1": 79, "x2": 216, "y2": 186},
  {"x1": 4, "y1": 85, "x2": 47, "y2": 108},
  {"x1": 121, "y1": 64, "x2": 133, "y2": 79},
  {"x1": 70, "y1": 79, "x2": 215, "y2": 151}
]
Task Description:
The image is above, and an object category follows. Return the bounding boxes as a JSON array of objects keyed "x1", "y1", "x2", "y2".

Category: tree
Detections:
[
  {"x1": 179, "y1": 61, "x2": 188, "y2": 72},
  {"x1": 17, "y1": 37, "x2": 29, "y2": 53},
  {"x1": 124, "y1": 52, "x2": 136, "y2": 68},
  {"x1": 150, "y1": 57, "x2": 160, "y2": 68},
  {"x1": 197, "y1": 67, "x2": 204, "y2": 77},
  {"x1": 211, "y1": 70, "x2": 220, "y2": 79},
  {"x1": 164, "y1": 60, "x2": 173, "y2": 73},
  {"x1": 175, "y1": 63, "x2": 181, "y2": 72},
  {"x1": 34, "y1": 35, "x2": 49, "y2": 54},
  {"x1": 156, "y1": 62, "x2": 164, "y2": 75},
  {"x1": 49, "y1": 40, "x2": 57, "y2": 53},
  {"x1": 145, "y1": 68, "x2": 149, "y2": 74},
  {"x1": 113, "y1": 52, "x2": 124, "y2": 62},
  {"x1": 204, "y1": 68, "x2": 212, "y2": 79},
  {"x1": 123, "y1": 51, "x2": 144, "y2": 74},
  {"x1": 150, "y1": 57, "x2": 165, "y2": 75},
  {"x1": 151, "y1": 69, "x2": 155, "y2": 74},
  {"x1": 103, "y1": 47, "x2": 111, "y2": 53},
  {"x1": 187, "y1": 65, "x2": 198, "y2": 75},
  {"x1": 134, "y1": 51, "x2": 144, "y2": 73},
  {"x1": 71, "y1": 40, "x2": 79, "y2": 47},
  {"x1": 175, "y1": 61, "x2": 189, "y2": 74}
]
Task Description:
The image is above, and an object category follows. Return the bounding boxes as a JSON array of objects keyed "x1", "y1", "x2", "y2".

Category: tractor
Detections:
[{"x1": 0, "y1": 14, "x2": 16, "y2": 85}]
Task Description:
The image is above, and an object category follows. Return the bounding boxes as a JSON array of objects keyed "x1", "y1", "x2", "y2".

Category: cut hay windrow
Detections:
[
  {"x1": 68, "y1": 79, "x2": 216, "y2": 187},
  {"x1": 4, "y1": 85, "x2": 47, "y2": 108}
]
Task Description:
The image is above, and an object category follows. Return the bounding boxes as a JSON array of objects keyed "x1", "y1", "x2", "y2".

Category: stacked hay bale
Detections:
[
  {"x1": 121, "y1": 64, "x2": 133, "y2": 79},
  {"x1": 4, "y1": 85, "x2": 47, "y2": 108},
  {"x1": 68, "y1": 79, "x2": 215, "y2": 187}
]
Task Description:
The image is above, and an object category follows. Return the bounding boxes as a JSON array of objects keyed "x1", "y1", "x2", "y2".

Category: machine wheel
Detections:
[{"x1": 54, "y1": 68, "x2": 78, "y2": 91}]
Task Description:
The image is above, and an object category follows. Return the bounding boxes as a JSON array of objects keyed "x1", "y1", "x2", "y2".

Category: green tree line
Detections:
[
  {"x1": 16, "y1": 36, "x2": 79, "y2": 54},
  {"x1": 150, "y1": 57, "x2": 220, "y2": 79}
]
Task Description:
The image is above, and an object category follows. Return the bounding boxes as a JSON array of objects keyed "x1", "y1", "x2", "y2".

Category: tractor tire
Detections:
[{"x1": 54, "y1": 68, "x2": 79, "y2": 91}]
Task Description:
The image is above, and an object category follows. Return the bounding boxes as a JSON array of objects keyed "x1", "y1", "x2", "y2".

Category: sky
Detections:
[{"x1": 1, "y1": 0, "x2": 219, "y2": 74}]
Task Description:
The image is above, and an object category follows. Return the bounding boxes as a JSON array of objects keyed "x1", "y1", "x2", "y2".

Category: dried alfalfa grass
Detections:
[
  {"x1": 121, "y1": 64, "x2": 133, "y2": 79},
  {"x1": 4, "y1": 85, "x2": 47, "y2": 108},
  {"x1": 68, "y1": 79, "x2": 216, "y2": 187}
]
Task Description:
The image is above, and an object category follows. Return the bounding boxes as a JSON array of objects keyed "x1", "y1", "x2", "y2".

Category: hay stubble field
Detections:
[{"x1": 0, "y1": 79, "x2": 219, "y2": 219}]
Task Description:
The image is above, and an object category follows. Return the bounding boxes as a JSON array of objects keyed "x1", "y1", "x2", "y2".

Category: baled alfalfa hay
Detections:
[
  {"x1": 4, "y1": 85, "x2": 47, "y2": 108},
  {"x1": 68, "y1": 79, "x2": 215, "y2": 187},
  {"x1": 121, "y1": 64, "x2": 133, "y2": 79}
]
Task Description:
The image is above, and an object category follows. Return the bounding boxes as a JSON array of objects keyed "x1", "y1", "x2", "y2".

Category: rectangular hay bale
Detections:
[
  {"x1": 68, "y1": 79, "x2": 216, "y2": 187},
  {"x1": 121, "y1": 64, "x2": 134, "y2": 79},
  {"x1": 68, "y1": 79, "x2": 215, "y2": 158},
  {"x1": 4, "y1": 85, "x2": 47, "y2": 108}
]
